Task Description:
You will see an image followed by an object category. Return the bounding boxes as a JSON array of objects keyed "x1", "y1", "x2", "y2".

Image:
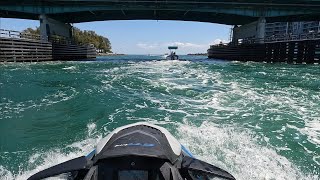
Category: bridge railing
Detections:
[
  {"x1": 240, "y1": 33, "x2": 320, "y2": 44},
  {"x1": 264, "y1": 32, "x2": 320, "y2": 42},
  {"x1": 211, "y1": 32, "x2": 320, "y2": 48},
  {"x1": 0, "y1": 29, "x2": 47, "y2": 41},
  {"x1": 0, "y1": 29, "x2": 94, "y2": 48}
]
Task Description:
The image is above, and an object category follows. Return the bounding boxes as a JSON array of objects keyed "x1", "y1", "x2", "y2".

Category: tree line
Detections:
[{"x1": 22, "y1": 27, "x2": 112, "y2": 53}]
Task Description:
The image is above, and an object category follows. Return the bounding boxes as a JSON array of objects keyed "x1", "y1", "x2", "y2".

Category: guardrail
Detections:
[
  {"x1": 264, "y1": 32, "x2": 320, "y2": 42},
  {"x1": 210, "y1": 32, "x2": 320, "y2": 48},
  {"x1": 0, "y1": 29, "x2": 95, "y2": 47},
  {"x1": 0, "y1": 29, "x2": 47, "y2": 41}
]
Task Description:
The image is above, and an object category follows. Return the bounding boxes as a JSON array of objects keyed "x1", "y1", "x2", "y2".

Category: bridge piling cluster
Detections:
[{"x1": 265, "y1": 40, "x2": 320, "y2": 64}]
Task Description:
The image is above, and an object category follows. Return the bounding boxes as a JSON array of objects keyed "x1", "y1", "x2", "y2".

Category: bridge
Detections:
[
  {"x1": 1, "y1": 1, "x2": 320, "y2": 62},
  {"x1": 1, "y1": 1, "x2": 320, "y2": 25}
]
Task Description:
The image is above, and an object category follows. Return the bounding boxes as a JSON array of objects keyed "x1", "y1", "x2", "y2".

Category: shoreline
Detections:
[
  {"x1": 97, "y1": 53, "x2": 125, "y2": 56},
  {"x1": 187, "y1": 53, "x2": 207, "y2": 56}
]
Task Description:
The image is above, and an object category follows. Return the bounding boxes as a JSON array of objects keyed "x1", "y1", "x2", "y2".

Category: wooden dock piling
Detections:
[{"x1": 0, "y1": 37, "x2": 52, "y2": 62}]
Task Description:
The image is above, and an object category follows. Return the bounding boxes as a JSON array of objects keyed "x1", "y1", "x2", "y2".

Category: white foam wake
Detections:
[
  {"x1": 0, "y1": 123, "x2": 101, "y2": 180},
  {"x1": 1, "y1": 120, "x2": 318, "y2": 180},
  {"x1": 177, "y1": 121, "x2": 318, "y2": 180}
]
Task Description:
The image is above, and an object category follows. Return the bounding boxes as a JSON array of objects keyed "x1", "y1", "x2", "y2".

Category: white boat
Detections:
[{"x1": 166, "y1": 46, "x2": 179, "y2": 60}]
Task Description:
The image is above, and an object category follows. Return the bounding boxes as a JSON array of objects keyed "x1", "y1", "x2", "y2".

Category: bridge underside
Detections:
[
  {"x1": 1, "y1": 10, "x2": 258, "y2": 25},
  {"x1": 1, "y1": 1, "x2": 320, "y2": 25}
]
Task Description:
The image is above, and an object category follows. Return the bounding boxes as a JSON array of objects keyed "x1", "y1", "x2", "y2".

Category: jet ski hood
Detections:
[
  {"x1": 94, "y1": 122, "x2": 181, "y2": 164},
  {"x1": 28, "y1": 122, "x2": 236, "y2": 180}
]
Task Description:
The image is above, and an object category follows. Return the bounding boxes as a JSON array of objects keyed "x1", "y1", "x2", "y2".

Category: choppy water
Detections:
[{"x1": 0, "y1": 55, "x2": 319, "y2": 180}]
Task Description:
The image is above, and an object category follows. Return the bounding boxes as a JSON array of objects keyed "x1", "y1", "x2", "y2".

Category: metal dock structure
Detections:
[
  {"x1": 0, "y1": 29, "x2": 97, "y2": 62},
  {"x1": 208, "y1": 33, "x2": 320, "y2": 64}
]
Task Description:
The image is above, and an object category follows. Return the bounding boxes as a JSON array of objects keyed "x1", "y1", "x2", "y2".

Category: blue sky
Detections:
[{"x1": 0, "y1": 18, "x2": 230, "y2": 54}]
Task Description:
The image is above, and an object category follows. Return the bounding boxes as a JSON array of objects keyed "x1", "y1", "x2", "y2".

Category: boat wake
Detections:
[
  {"x1": 0, "y1": 124, "x2": 101, "y2": 180},
  {"x1": 177, "y1": 121, "x2": 318, "y2": 180},
  {"x1": 0, "y1": 121, "x2": 318, "y2": 180},
  {"x1": 1, "y1": 59, "x2": 319, "y2": 180}
]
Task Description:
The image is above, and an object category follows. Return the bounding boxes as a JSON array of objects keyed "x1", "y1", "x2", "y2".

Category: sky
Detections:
[{"x1": 0, "y1": 18, "x2": 231, "y2": 54}]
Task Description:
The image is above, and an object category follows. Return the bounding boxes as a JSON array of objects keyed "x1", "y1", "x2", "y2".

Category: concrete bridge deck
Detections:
[{"x1": 1, "y1": 1, "x2": 320, "y2": 25}]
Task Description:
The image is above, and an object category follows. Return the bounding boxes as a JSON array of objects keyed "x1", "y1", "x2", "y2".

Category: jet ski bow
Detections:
[{"x1": 28, "y1": 122, "x2": 236, "y2": 180}]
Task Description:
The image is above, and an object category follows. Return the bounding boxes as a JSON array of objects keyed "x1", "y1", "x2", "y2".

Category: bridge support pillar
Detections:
[
  {"x1": 232, "y1": 17, "x2": 266, "y2": 44},
  {"x1": 231, "y1": 25, "x2": 238, "y2": 44},
  {"x1": 39, "y1": 14, "x2": 72, "y2": 41},
  {"x1": 256, "y1": 17, "x2": 266, "y2": 44}
]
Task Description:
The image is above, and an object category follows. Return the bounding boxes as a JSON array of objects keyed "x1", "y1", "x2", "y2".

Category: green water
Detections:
[{"x1": 0, "y1": 55, "x2": 319, "y2": 180}]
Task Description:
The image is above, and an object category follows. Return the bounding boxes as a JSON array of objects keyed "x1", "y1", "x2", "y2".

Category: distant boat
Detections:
[{"x1": 166, "y1": 46, "x2": 179, "y2": 60}]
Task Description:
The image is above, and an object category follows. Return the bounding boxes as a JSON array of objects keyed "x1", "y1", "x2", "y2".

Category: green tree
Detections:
[
  {"x1": 21, "y1": 27, "x2": 112, "y2": 53},
  {"x1": 22, "y1": 27, "x2": 40, "y2": 34},
  {"x1": 72, "y1": 28, "x2": 112, "y2": 53}
]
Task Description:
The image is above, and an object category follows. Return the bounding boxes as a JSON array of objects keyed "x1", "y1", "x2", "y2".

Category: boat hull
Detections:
[{"x1": 166, "y1": 55, "x2": 179, "y2": 60}]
